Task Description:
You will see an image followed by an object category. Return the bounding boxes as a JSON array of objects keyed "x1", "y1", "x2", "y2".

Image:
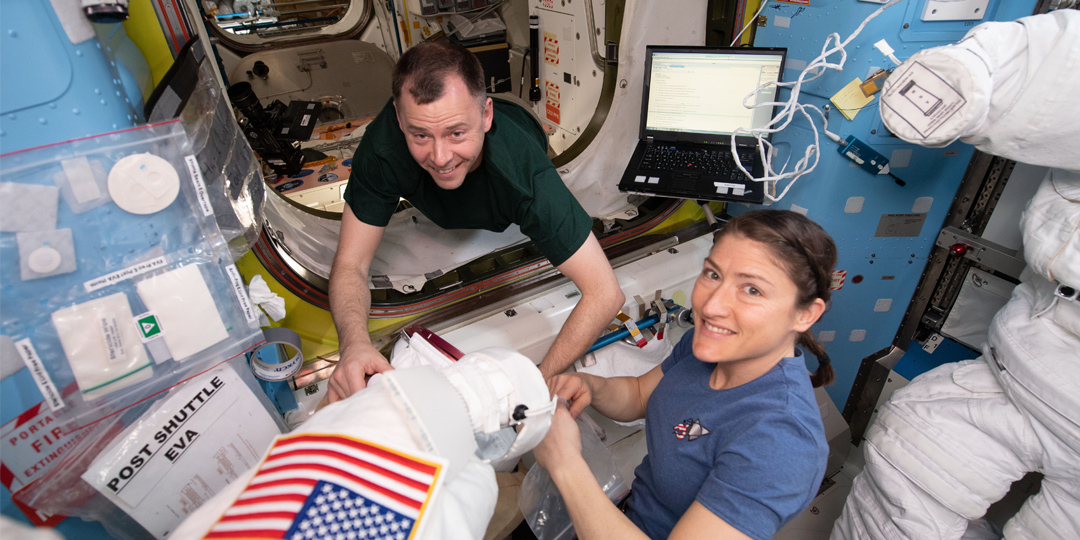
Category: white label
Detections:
[
  {"x1": 98, "y1": 316, "x2": 127, "y2": 363},
  {"x1": 623, "y1": 319, "x2": 647, "y2": 347},
  {"x1": 922, "y1": 332, "x2": 943, "y2": 354},
  {"x1": 881, "y1": 61, "x2": 966, "y2": 138},
  {"x1": 184, "y1": 155, "x2": 213, "y2": 217},
  {"x1": 82, "y1": 366, "x2": 280, "y2": 539},
  {"x1": 300, "y1": 114, "x2": 311, "y2": 127},
  {"x1": 226, "y1": 264, "x2": 257, "y2": 324},
  {"x1": 15, "y1": 339, "x2": 64, "y2": 412},
  {"x1": 84, "y1": 256, "x2": 168, "y2": 293}
]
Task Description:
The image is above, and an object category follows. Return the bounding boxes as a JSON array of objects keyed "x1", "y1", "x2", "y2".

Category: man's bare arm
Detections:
[
  {"x1": 538, "y1": 232, "x2": 624, "y2": 379},
  {"x1": 327, "y1": 206, "x2": 393, "y2": 402}
]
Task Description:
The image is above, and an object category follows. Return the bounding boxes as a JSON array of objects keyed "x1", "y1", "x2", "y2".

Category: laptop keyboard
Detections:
[{"x1": 639, "y1": 145, "x2": 757, "y2": 180}]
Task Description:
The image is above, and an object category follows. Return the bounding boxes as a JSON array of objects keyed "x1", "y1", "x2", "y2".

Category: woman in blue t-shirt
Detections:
[{"x1": 534, "y1": 209, "x2": 837, "y2": 540}]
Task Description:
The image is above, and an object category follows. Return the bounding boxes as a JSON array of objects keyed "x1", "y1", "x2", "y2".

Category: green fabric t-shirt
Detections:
[{"x1": 343, "y1": 97, "x2": 592, "y2": 267}]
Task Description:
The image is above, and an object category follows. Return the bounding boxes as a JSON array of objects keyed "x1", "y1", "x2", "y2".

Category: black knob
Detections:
[{"x1": 252, "y1": 60, "x2": 270, "y2": 78}]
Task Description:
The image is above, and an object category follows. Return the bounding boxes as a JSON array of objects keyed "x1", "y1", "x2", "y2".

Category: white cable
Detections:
[
  {"x1": 729, "y1": 0, "x2": 904, "y2": 202},
  {"x1": 730, "y1": 0, "x2": 771, "y2": 47}
]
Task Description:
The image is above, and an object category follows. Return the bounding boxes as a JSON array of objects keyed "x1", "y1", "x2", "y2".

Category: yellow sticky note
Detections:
[{"x1": 831, "y1": 78, "x2": 876, "y2": 121}]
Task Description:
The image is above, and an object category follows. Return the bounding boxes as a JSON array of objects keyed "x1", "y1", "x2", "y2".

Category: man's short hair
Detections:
[{"x1": 392, "y1": 41, "x2": 486, "y2": 105}]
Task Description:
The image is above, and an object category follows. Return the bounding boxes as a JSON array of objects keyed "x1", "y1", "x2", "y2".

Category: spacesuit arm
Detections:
[
  {"x1": 327, "y1": 206, "x2": 394, "y2": 401},
  {"x1": 538, "y1": 232, "x2": 625, "y2": 379}
]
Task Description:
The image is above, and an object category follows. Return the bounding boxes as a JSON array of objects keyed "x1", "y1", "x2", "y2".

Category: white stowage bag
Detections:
[
  {"x1": 170, "y1": 367, "x2": 499, "y2": 540},
  {"x1": 879, "y1": 10, "x2": 1080, "y2": 171},
  {"x1": 831, "y1": 360, "x2": 1080, "y2": 540}
]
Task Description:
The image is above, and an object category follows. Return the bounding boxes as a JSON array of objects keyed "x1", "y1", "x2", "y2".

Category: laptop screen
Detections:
[{"x1": 641, "y1": 46, "x2": 786, "y2": 145}]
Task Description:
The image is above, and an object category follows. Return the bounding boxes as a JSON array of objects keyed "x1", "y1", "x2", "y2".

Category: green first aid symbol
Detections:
[{"x1": 137, "y1": 314, "x2": 161, "y2": 340}]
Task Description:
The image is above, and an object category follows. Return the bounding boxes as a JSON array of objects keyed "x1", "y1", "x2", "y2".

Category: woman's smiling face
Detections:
[{"x1": 690, "y1": 233, "x2": 820, "y2": 370}]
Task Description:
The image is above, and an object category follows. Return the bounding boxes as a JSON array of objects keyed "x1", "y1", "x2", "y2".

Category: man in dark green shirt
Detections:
[{"x1": 327, "y1": 41, "x2": 624, "y2": 402}]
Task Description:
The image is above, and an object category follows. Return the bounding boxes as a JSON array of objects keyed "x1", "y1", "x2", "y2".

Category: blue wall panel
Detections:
[
  {"x1": 0, "y1": 0, "x2": 140, "y2": 154},
  {"x1": 0, "y1": 1, "x2": 143, "y2": 536},
  {"x1": 893, "y1": 335, "x2": 980, "y2": 382},
  {"x1": 745, "y1": 0, "x2": 1037, "y2": 408}
]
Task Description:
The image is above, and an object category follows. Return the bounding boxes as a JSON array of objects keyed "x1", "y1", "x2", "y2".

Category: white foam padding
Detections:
[
  {"x1": 0, "y1": 182, "x2": 59, "y2": 232},
  {"x1": 0, "y1": 335, "x2": 24, "y2": 380},
  {"x1": 107, "y1": 153, "x2": 181, "y2": 215},
  {"x1": 51, "y1": 292, "x2": 153, "y2": 399},
  {"x1": 54, "y1": 156, "x2": 111, "y2": 214},
  {"x1": 16, "y1": 228, "x2": 77, "y2": 280},
  {"x1": 136, "y1": 265, "x2": 228, "y2": 362}
]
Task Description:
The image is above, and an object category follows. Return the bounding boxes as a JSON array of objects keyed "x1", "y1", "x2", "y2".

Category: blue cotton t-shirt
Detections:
[{"x1": 624, "y1": 329, "x2": 828, "y2": 539}]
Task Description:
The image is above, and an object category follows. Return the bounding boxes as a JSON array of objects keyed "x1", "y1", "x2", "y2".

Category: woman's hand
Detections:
[
  {"x1": 547, "y1": 373, "x2": 593, "y2": 418},
  {"x1": 532, "y1": 399, "x2": 583, "y2": 476}
]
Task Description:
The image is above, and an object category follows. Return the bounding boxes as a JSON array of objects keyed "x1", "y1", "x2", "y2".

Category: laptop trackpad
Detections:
[{"x1": 672, "y1": 173, "x2": 699, "y2": 191}]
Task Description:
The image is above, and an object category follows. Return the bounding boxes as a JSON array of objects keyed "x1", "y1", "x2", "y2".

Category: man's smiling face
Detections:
[{"x1": 395, "y1": 73, "x2": 493, "y2": 190}]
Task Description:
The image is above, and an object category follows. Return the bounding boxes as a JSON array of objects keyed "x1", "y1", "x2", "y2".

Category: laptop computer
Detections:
[{"x1": 618, "y1": 45, "x2": 787, "y2": 205}]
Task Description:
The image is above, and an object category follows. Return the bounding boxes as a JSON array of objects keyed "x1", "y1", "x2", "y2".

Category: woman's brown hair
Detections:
[{"x1": 715, "y1": 210, "x2": 837, "y2": 387}]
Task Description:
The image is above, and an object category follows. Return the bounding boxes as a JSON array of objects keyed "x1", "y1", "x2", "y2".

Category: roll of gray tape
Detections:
[{"x1": 250, "y1": 327, "x2": 303, "y2": 381}]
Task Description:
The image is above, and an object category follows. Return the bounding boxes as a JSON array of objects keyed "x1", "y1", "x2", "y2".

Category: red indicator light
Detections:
[{"x1": 949, "y1": 244, "x2": 969, "y2": 257}]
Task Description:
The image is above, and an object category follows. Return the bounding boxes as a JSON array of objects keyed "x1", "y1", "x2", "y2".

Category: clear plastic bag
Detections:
[
  {"x1": 12, "y1": 358, "x2": 285, "y2": 540},
  {"x1": 0, "y1": 122, "x2": 264, "y2": 431},
  {"x1": 146, "y1": 39, "x2": 265, "y2": 261},
  {"x1": 518, "y1": 409, "x2": 629, "y2": 540}
]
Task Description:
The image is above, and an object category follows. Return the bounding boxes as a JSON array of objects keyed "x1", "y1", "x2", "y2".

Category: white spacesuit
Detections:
[
  {"x1": 170, "y1": 340, "x2": 556, "y2": 540},
  {"x1": 833, "y1": 9, "x2": 1080, "y2": 540}
]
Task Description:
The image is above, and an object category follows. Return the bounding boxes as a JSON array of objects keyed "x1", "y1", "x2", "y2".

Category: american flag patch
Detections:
[{"x1": 205, "y1": 434, "x2": 443, "y2": 540}]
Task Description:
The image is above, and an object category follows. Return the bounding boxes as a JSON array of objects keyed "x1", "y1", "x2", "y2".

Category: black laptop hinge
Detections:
[{"x1": 645, "y1": 136, "x2": 654, "y2": 144}]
